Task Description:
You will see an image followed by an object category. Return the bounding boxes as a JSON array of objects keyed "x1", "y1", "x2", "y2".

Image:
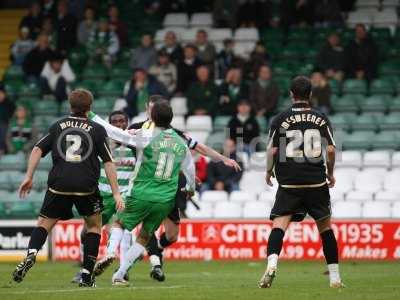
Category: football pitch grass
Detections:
[{"x1": 0, "y1": 260, "x2": 398, "y2": 300}]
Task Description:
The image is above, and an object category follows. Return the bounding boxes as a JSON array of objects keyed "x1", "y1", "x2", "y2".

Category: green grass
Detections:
[{"x1": 0, "y1": 261, "x2": 399, "y2": 300}]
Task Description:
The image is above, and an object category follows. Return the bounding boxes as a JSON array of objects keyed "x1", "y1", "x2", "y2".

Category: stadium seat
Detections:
[
  {"x1": 8, "y1": 201, "x2": 35, "y2": 218},
  {"x1": 242, "y1": 201, "x2": 271, "y2": 218},
  {"x1": 0, "y1": 172, "x2": 9, "y2": 191},
  {"x1": 7, "y1": 171, "x2": 25, "y2": 191},
  {"x1": 375, "y1": 191, "x2": 399, "y2": 202},
  {"x1": 19, "y1": 82, "x2": 40, "y2": 98},
  {"x1": 96, "y1": 80, "x2": 124, "y2": 97},
  {"x1": 0, "y1": 202, "x2": 6, "y2": 218},
  {"x1": 378, "y1": 113, "x2": 400, "y2": 130},
  {"x1": 163, "y1": 13, "x2": 189, "y2": 27},
  {"x1": 391, "y1": 152, "x2": 400, "y2": 168},
  {"x1": 392, "y1": 202, "x2": 400, "y2": 218},
  {"x1": 205, "y1": 132, "x2": 225, "y2": 152},
  {"x1": 0, "y1": 153, "x2": 26, "y2": 172},
  {"x1": 37, "y1": 154, "x2": 53, "y2": 171},
  {"x1": 214, "y1": 201, "x2": 242, "y2": 218},
  {"x1": 370, "y1": 132, "x2": 399, "y2": 150},
  {"x1": 373, "y1": 9, "x2": 398, "y2": 31},
  {"x1": 170, "y1": 97, "x2": 188, "y2": 116},
  {"x1": 330, "y1": 189, "x2": 346, "y2": 203},
  {"x1": 342, "y1": 79, "x2": 368, "y2": 95},
  {"x1": 249, "y1": 152, "x2": 266, "y2": 171},
  {"x1": 336, "y1": 151, "x2": 362, "y2": 168},
  {"x1": 181, "y1": 28, "x2": 205, "y2": 43},
  {"x1": 362, "y1": 201, "x2": 392, "y2": 218},
  {"x1": 332, "y1": 201, "x2": 362, "y2": 218},
  {"x1": 186, "y1": 201, "x2": 213, "y2": 219},
  {"x1": 186, "y1": 131, "x2": 209, "y2": 144},
  {"x1": 236, "y1": 151, "x2": 249, "y2": 170},
  {"x1": 3, "y1": 65, "x2": 24, "y2": 81},
  {"x1": 32, "y1": 170, "x2": 48, "y2": 191},
  {"x1": 92, "y1": 97, "x2": 114, "y2": 115},
  {"x1": 258, "y1": 190, "x2": 276, "y2": 204},
  {"x1": 342, "y1": 131, "x2": 374, "y2": 150},
  {"x1": 347, "y1": 11, "x2": 373, "y2": 28},
  {"x1": 190, "y1": 13, "x2": 213, "y2": 27},
  {"x1": 109, "y1": 65, "x2": 132, "y2": 80},
  {"x1": 360, "y1": 96, "x2": 389, "y2": 113},
  {"x1": 355, "y1": 0, "x2": 380, "y2": 9},
  {"x1": 383, "y1": 170, "x2": 400, "y2": 192},
  {"x1": 330, "y1": 168, "x2": 357, "y2": 193},
  {"x1": 233, "y1": 41, "x2": 255, "y2": 59},
  {"x1": 229, "y1": 191, "x2": 257, "y2": 203},
  {"x1": 213, "y1": 116, "x2": 231, "y2": 132},
  {"x1": 382, "y1": 0, "x2": 399, "y2": 9},
  {"x1": 209, "y1": 28, "x2": 232, "y2": 42},
  {"x1": 239, "y1": 170, "x2": 269, "y2": 193},
  {"x1": 329, "y1": 114, "x2": 352, "y2": 131},
  {"x1": 81, "y1": 64, "x2": 108, "y2": 80},
  {"x1": 34, "y1": 100, "x2": 59, "y2": 116},
  {"x1": 234, "y1": 28, "x2": 259, "y2": 41},
  {"x1": 170, "y1": 116, "x2": 185, "y2": 131},
  {"x1": 354, "y1": 170, "x2": 384, "y2": 192},
  {"x1": 201, "y1": 191, "x2": 229, "y2": 203},
  {"x1": 363, "y1": 151, "x2": 391, "y2": 168},
  {"x1": 369, "y1": 79, "x2": 394, "y2": 95},
  {"x1": 346, "y1": 190, "x2": 374, "y2": 202},
  {"x1": 332, "y1": 95, "x2": 361, "y2": 113},
  {"x1": 186, "y1": 116, "x2": 212, "y2": 132}
]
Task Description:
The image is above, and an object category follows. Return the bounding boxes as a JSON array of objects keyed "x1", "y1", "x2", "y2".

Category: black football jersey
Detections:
[
  {"x1": 268, "y1": 102, "x2": 335, "y2": 186},
  {"x1": 36, "y1": 115, "x2": 113, "y2": 193}
]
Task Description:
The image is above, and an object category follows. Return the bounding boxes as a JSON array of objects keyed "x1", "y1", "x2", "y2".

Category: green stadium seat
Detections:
[
  {"x1": 92, "y1": 97, "x2": 114, "y2": 115},
  {"x1": 0, "y1": 153, "x2": 26, "y2": 171},
  {"x1": 213, "y1": 116, "x2": 231, "y2": 132},
  {"x1": 19, "y1": 82, "x2": 41, "y2": 98},
  {"x1": 370, "y1": 28, "x2": 391, "y2": 41},
  {"x1": 369, "y1": 79, "x2": 394, "y2": 95},
  {"x1": 329, "y1": 113, "x2": 354, "y2": 131},
  {"x1": 256, "y1": 116, "x2": 268, "y2": 133},
  {"x1": 37, "y1": 154, "x2": 53, "y2": 171},
  {"x1": 328, "y1": 80, "x2": 341, "y2": 96},
  {"x1": 110, "y1": 65, "x2": 132, "y2": 80},
  {"x1": 378, "y1": 113, "x2": 400, "y2": 130},
  {"x1": 342, "y1": 79, "x2": 367, "y2": 95},
  {"x1": 350, "y1": 114, "x2": 378, "y2": 131},
  {"x1": 389, "y1": 96, "x2": 400, "y2": 112},
  {"x1": 370, "y1": 131, "x2": 400, "y2": 150},
  {"x1": 276, "y1": 97, "x2": 291, "y2": 112},
  {"x1": 342, "y1": 131, "x2": 374, "y2": 150},
  {"x1": 73, "y1": 80, "x2": 103, "y2": 95},
  {"x1": 380, "y1": 61, "x2": 400, "y2": 76},
  {"x1": 81, "y1": 64, "x2": 109, "y2": 80},
  {"x1": 7, "y1": 171, "x2": 26, "y2": 191},
  {"x1": 287, "y1": 28, "x2": 311, "y2": 42},
  {"x1": 205, "y1": 132, "x2": 226, "y2": 152},
  {"x1": 8, "y1": 201, "x2": 35, "y2": 218},
  {"x1": 96, "y1": 80, "x2": 124, "y2": 97},
  {"x1": 261, "y1": 28, "x2": 285, "y2": 43},
  {"x1": 0, "y1": 202, "x2": 7, "y2": 218},
  {"x1": 68, "y1": 47, "x2": 88, "y2": 68},
  {"x1": 32, "y1": 171, "x2": 48, "y2": 191},
  {"x1": 34, "y1": 100, "x2": 59, "y2": 116},
  {"x1": 4, "y1": 80, "x2": 24, "y2": 98},
  {"x1": 3, "y1": 65, "x2": 24, "y2": 81},
  {"x1": 34, "y1": 116, "x2": 58, "y2": 133},
  {"x1": 331, "y1": 94, "x2": 361, "y2": 113},
  {"x1": 0, "y1": 172, "x2": 10, "y2": 190},
  {"x1": 360, "y1": 95, "x2": 389, "y2": 113},
  {"x1": 16, "y1": 97, "x2": 40, "y2": 113},
  {"x1": 272, "y1": 62, "x2": 293, "y2": 77},
  {"x1": 276, "y1": 78, "x2": 291, "y2": 95}
]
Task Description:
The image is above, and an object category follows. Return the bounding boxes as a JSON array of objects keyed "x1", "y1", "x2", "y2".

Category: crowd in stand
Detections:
[{"x1": 0, "y1": 0, "x2": 387, "y2": 193}]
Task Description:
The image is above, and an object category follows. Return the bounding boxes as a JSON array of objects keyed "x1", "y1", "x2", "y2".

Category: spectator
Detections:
[
  {"x1": 315, "y1": 32, "x2": 345, "y2": 81},
  {"x1": 177, "y1": 44, "x2": 202, "y2": 93},
  {"x1": 310, "y1": 72, "x2": 331, "y2": 115},
  {"x1": 23, "y1": 33, "x2": 55, "y2": 81},
  {"x1": 6, "y1": 106, "x2": 37, "y2": 154},
  {"x1": 186, "y1": 65, "x2": 218, "y2": 115},
  {"x1": 228, "y1": 100, "x2": 260, "y2": 154},
  {"x1": 124, "y1": 68, "x2": 168, "y2": 118},
  {"x1": 160, "y1": 31, "x2": 184, "y2": 65},
  {"x1": 0, "y1": 85, "x2": 15, "y2": 155},
  {"x1": 41, "y1": 16, "x2": 57, "y2": 50},
  {"x1": 280, "y1": 0, "x2": 314, "y2": 29},
  {"x1": 217, "y1": 39, "x2": 237, "y2": 79},
  {"x1": 213, "y1": 0, "x2": 238, "y2": 28},
  {"x1": 40, "y1": 52, "x2": 76, "y2": 103},
  {"x1": 87, "y1": 18, "x2": 120, "y2": 68},
  {"x1": 237, "y1": 0, "x2": 272, "y2": 28},
  {"x1": 149, "y1": 50, "x2": 177, "y2": 95},
  {"x1": 314, "y1": 0, "x2": 343, "y2": 27},
  {"x1": 19, "y1": 2, "x2": 43, "y2": 40},
  {"x1": 217, "y1": 67, "x2": 248, "y2": 115},
  {"x1": 41, "y1": 0, "x2": 57, "y2": 18},
  {"x1": 194, "y1": 30, "x2": 216, "y2": 73},
  {"x1": 249, "y1": 65, "x2": 280, "y2": 117},
  {"x1": 246, "y1": 41, "x2": 271, "y2": 80},
  {"x1": 345, "y1": 24, "x2": 378, "y2": 81},
  {"x1": 195, "y1": 153, "x2": 208, "y2": 185},
  {"x1": 55, "y1": 0, "x2": 77, "y2": 54},
  {"x1": 206, "y1": 139, "x2": 243, "y2": 193},
  {"x1": 130, "y1": 33, "x2": 157, "y2": 71},
  {"x1": 108, "y1": 4, "x2": 128, "y2": 47},
  {"x1": 11, "y1": 27, "x2": 36, "y2": 66},
  {"x1": 77, "y1": 6, "x2": 97, "y2": 45}
]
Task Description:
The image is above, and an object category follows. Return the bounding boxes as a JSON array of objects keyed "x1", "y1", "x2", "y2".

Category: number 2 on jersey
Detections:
[
  {"x1": 286, "y1": 129, "x2": 321, "y2": 159},
  {"x1": 155, "y1": 152, "x2": 175, "y2": 179},
  {"x1": 66, "y1": 134, "x2": 82, "y2": 162}
]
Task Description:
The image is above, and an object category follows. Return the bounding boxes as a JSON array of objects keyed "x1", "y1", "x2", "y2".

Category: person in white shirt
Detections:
[{"x1": 40, "y1": 52, "x2": 76, "y2": 103}]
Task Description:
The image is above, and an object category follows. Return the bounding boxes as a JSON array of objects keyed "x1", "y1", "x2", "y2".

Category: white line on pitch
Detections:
[{"x1": 1, "y1": 285, "x2": 186, "y2": 295}]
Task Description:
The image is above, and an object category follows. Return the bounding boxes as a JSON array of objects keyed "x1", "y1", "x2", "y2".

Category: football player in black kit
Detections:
[
  {"x1": 258, "y1": 76, "x2": 344, "y2": 289},
  {"x1": 12, "y1": 89, "x2": 124, "y2": 287}
]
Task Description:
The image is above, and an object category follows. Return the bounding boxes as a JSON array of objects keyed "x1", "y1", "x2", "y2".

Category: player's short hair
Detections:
[
  {"x1": 68, "y1": 89, "x2": 93, "y2": 116},
  {"x1": 151, "y1": 99, "x2": 173, "y2": 128},
  {"x1": 148, "y1": 94, "x2": 168, "y2": 104},
  {"x1": 108, "y1": 110, "x2": 128, "y2": 122},
  {"x1": 290, "y1": 76, "x2": 312, "y2": 101}
]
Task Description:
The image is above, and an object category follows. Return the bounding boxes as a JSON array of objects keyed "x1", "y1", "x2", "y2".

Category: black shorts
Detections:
[
  {"x1": 270, "y1": 184, "x2": 331, "y2": 222},
  {"x1": 167, "y1": 203, "x2": 181, "y2": 225},
  {"x1": 166, "y1": 174, "x2": 186, "y2": 224},
  {"x1": 39, "y1": 189, "x2": 103, "y2": 220}
]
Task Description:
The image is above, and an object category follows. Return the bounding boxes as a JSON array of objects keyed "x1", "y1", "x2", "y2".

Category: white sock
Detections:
[
  {"x1": 107, "y1": 227, "x2": 123, "y2": 257},
  {"x1": 328, "y1": 264, "x2": 341, "y2": 283},
  {"x1": 28, "y1": 249, "x2": 38, "y2": 256},
  {"x1": 120, "y1": 230, "x2": 132, "y2": 263},
  {"x1": 79, "y1": 243, "x2": 84, "y2": 263},
  {"x1": 149, "y1": 255, "x2": 161, "y2": 267},
  {"x1": 115, "y1": 242, "x2": 145, "y2": 279},
  {"x1": 267, "y1": 254, "x2": 279, "y2": 270}
]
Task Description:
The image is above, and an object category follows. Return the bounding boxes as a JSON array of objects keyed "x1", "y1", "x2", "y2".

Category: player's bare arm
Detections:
[
  {"x1": 265, "y1": 147, "x2": 278, "y2": 187},
  {"x1": 104, "y1": 161, "x2": 125, "y2": 211},
  {"x1": 194, "y1": 142, "x2": 242, "y2": 172},
  {"x1": 19, "y1": 146, "x2": 43, "y2": 198},
  {"x1": 326, "y1": 145, "x2": 336, "y2": 188}
]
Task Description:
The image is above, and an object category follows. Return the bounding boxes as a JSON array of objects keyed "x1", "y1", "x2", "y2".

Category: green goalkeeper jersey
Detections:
[{"x1": 129, "y1": 128, "x2": 189, "y2": 203}]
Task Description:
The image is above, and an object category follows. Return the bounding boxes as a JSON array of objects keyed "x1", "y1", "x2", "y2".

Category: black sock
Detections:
[
  {"x1": 320, "y1": 229, "x2": 339, "y2": 264},
  {"x1": 80, "y1": 228, "x2": 87, "y2": 265},
  {"x1": 27, "y1": 226, "x2": 48, "y2": 254},
  {"x1": 82, "y1": 232, "x2": 101, "y2": 274},
  {"x1": 159, "y1": 232, "x2": 174, "y2": 249},
  {"x1": 267, "y1": 228, "x2": 285, "y2": 256},
  {"x1": 146, "y1": 234, "x2": 162, "y2": 257}
]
